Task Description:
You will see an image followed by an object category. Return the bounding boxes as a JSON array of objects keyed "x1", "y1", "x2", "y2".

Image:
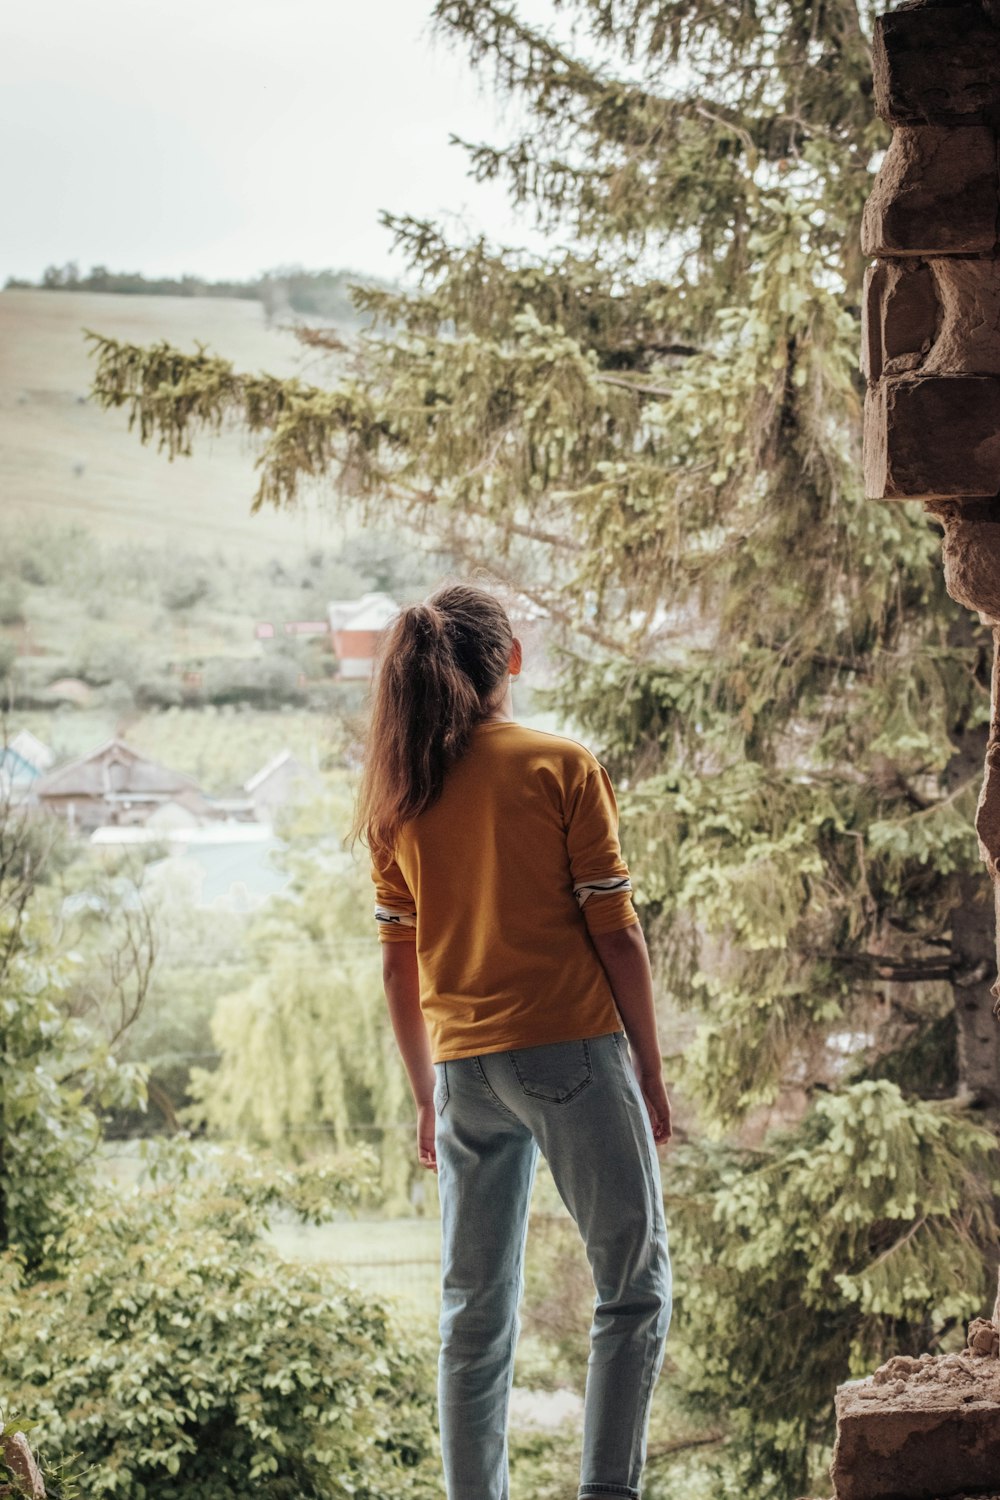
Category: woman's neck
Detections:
[{"x1": 482, "y1": 679, "x2": 515, "y2": 722}]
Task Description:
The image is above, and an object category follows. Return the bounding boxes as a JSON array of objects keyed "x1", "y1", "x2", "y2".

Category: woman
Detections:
[{"x1": 354, "y1": 581, "x2": 672, "y2": 1500}]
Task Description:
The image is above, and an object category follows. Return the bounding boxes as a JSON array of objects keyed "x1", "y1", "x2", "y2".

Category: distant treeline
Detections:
[{"x1": 4, "y1": 262, "x2": 383, "y2": 325}]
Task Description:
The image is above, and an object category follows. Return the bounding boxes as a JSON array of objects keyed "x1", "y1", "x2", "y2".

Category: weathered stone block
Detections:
[
  {"x1": 831, "y1": 1352, "x2": 1000, "y2": 1500},
  {"x1": 873, "y1": 4, "x2": 1000, "y2": 125},
  {"x1": 865, "y1": 375, "x2": 1000, "y2": 499},
  {"x1": 923, "y1": 258, "x2": 1000, "y2": 373},
  {"x1": 862, "y1": 260, "x2": 938, "y2": 382},
  {"x1": 860, "y1": 125, "x2": 998, "y2": 257},
  {"x1": 867, "y1": 258, "x2": 1000, "y2": 379},
  {"x1": 928, "y1": 498, "x2": 1000, "y2": 623},
  {"x1": 977, "y1": 740, "x2": 1000, "y2": 868},
  {"x1": 862, "y1": 263, "x2": 886, "y2": 383}
]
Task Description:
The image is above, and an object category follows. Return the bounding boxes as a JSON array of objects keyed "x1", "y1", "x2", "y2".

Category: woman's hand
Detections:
[
  {"x1": 636, "y1": 1066, "x2": 673, "y2": 1147},
  {"x1": 417, "y1": 1101, "x2": 438, "y2": 1172}
]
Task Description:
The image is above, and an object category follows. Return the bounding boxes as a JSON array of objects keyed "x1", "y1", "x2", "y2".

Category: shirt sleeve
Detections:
[
  {"x1": 565, "y1": 764, "x2": 639, "y2": 936},
  {"x1": 371, "y1": 853, "x2": 417, "y2": 944}
]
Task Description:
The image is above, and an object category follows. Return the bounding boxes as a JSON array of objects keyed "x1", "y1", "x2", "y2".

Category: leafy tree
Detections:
[
  {"x1": 0, "y1": 787, "x2": 444, "y2": 1498},
  {"x1": 87, "y1": 1, "x2": 1000, "y2": 1491},
  {"x1": 0, "y1": 1142, "x2": 442, "y2": 1499},
  {"x1": 188, "y1": 787, "x2": 418, "y2": 1210},
  {"x1": 0, "y1": 580, "x2": 27, "y2": 629},
  {"x1": 0, "y1": 791, "x2": 149, "y2": 1273}
]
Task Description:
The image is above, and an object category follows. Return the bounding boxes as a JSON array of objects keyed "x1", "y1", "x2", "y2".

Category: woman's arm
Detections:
[
  {"x1": 590, "y1": 923, "x2": 672, "y2": 1145},
  {"x1": 381, "y1": 942, "x2": 438, "y2": 1171}
]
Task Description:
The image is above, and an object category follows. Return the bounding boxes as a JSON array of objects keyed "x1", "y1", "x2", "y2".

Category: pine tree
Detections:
[{"x1": 88, "y1": 2, "x2": 1000, "y2": 1491}]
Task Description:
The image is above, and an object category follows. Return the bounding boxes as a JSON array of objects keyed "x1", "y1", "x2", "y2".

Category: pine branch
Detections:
[
  {"x1": 826, "y1": 953, "x2": 957, "y2": 984},
  {"x1": 645, "y1": 1431, "x2": 725, "y2": 1463}
]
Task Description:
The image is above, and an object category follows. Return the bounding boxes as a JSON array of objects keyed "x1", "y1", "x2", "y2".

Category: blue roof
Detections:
[{"x1": 0, "y1": 748, "x2": 41, "y2": 783}]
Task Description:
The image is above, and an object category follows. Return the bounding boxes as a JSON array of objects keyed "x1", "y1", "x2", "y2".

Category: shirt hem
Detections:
[{"x1": 432, "y1": 1022, "x2": 624, "y2": 1064}]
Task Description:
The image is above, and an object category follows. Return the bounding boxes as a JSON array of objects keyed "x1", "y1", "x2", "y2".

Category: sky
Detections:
[{"x1": 1, "y1": 0, "x2": 560, "y2": 285}]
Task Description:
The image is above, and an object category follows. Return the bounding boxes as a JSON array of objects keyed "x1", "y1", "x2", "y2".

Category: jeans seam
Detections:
[
  {"x1": 610, "y1": 1033, "x2": 668, "y2": 1492},
  {"x1": 471, "y1": 1056, "x2": 523, "y2": 1121},
  {"x1": 509, "y1": 1037, "x2": 593, "y2": 1102},
  {"x1": 631, "y1": 1319, "x2": 663, "y2": 1491},
  {"x1": 434, "y1": 1059, "x2": 450, "y2": 1116}
]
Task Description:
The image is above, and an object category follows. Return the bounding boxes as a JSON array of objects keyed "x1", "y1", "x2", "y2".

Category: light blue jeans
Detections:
[{"x1": 434, "y1": 1029, "x2": 672, "y2": 1500}]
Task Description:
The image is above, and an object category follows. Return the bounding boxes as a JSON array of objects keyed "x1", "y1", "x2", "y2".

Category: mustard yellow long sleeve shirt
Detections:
[{"x1": 371, "y1": 720, "x2": 638, "y2": 1062}]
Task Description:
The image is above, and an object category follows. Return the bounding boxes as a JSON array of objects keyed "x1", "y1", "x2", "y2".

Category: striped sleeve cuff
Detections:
[
  {"x1": 573, "y1": 876, "x2": 632, "y2": 908},
  {"x1": 375, "y1": 903, "x2": 417, "y2": 943},
  {"x1": 573, "y1": 875, "x2": 637, "y2": 937}
]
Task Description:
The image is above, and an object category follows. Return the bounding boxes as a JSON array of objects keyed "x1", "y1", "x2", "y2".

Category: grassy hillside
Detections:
[
  {"x1": 0, "y1": 288, "x2": 347, "y2": 561},
  {"x1": 0, "y1": 287, "x2": 457, "y2": 779}
]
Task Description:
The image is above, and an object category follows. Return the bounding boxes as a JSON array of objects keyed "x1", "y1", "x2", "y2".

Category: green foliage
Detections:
[
  {"x1": 0, "y1": 1143, "x2": 441, "y2": 1499},
  {"x1": 671, "y1": 1083, "x2": 999, "y2": 1490},
  {"x1": 188, "y1": 788, "x2": 417, "y2": 1209},
  {"x1": 0, "y1": 513, "x2": 444, "y2": 721},
  {"x1": 0, "y1": 579, "x2": 27, "y2": 628},
  {"x1": 0, "y1": 784, "x2": 445, "y2": 1498},
  {"x1": 198, "y1": 651, "x2": 306, "y2": 709},
  {"x1": 0, "y1": 800, "x2": 148, "y2": 1273},
  {"x1": 0, "y1": 636, "x2": 16, "y2": 680}
]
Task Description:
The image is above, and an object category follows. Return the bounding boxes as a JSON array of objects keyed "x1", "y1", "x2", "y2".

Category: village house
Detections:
[
  {"x1": 327, "y1": 592, "x2": 399, "y2": 679},
  {"x1": 26, "y1": 734, "x2": 325, "y2": 837},
  {"x1": 29, "y1": 736, "x2": 219, "y2": 833},
  {"x1": 243, "y1": 748, "x2": 321, "y2": 823}
]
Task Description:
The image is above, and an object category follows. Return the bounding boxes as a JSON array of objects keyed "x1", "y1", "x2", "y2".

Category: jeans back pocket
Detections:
[{"x1": 509, "y1": 1038, "x2": 593, "y2": 1103}]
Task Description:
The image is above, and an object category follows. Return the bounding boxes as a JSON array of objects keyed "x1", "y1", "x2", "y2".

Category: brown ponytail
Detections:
[{"x1": 352, "y1": 583, "x2": 514, "y2": 862}]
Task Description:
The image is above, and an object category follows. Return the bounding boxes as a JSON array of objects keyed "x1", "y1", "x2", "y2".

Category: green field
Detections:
[
  {"x1": 0, "y1": 288, "x2": 349, "y2": 560},
  {"x1": 264, "y1": 1217, "x2": 443, "y2": 1323},
  {"x1": 10, "y1": 704, "x2": 346, "y2": 791}
]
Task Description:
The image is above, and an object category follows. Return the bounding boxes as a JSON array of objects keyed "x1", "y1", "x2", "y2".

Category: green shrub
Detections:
[
  {"x1": 201, "y1": 655, "x2": 305, "y2": 710},
  {"x1": 160, "y1": 570, "x2": 213, "y2": 613},
  {"x1": 0, "y1": 579, "x2": 27, "y2": 627},
  {"x1": 134, "y1": 675, "x2": 185, "y2": 710},
  {"x1": 0, "y1": 1146, "x2": 442, "y2": 1499}
]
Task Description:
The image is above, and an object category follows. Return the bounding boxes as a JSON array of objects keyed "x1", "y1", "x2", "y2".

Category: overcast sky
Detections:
[{"x1": 2, "y1": 0, "x2": 559, "y2": 285}]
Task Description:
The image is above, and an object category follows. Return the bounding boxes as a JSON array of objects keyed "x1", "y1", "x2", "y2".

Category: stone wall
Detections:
[
  {"x1": 836, "y1": 5, "x2": 1000, "y2": 1493},
  {"x1": 862, "y1": 0, "x2": 1000, "y2": 996}
]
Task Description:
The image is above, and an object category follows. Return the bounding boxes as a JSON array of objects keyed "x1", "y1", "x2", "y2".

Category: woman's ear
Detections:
[{"x1": 510, "y1": 638, "x2": 523, "y2": 676}]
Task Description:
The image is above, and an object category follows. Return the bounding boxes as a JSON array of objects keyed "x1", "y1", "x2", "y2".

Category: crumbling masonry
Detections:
[
  {"x1": 830, "y1": 2, "x2": 1000, "y2": 1496},
  {"x1": 863, "y1": 0, "x2": 1000, "y2": 981}
]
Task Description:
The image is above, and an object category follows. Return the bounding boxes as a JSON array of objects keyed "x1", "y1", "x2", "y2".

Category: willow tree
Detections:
[
  {"x1": 89, "y1": 1, "x2": 1000, "y2": 1492},
  {"x1": 186, "y1": 788, "x2": 417, "y2": 1212}
]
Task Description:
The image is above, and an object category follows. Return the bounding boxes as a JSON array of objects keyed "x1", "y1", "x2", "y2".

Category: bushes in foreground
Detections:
[{"x1": 0, "y1": 1146, "x2": 442, "y2": 1499}]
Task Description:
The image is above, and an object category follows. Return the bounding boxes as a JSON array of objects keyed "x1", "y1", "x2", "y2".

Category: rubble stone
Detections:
[
  {"x1": 865, "y1": 375, "x2": 1000, "y2": 500},
  {"x1": 968, "y1": 1313, "x2": 1000, "y2": 1356},
  {"x1": 831, "y1": 1351, "x2": 1000, "y2": 1500},
  {"x1": 873, "y1": 4, "x2": 1000, "y2": 125},
  {"x1": 0, "y1": 1433, "x2": 45, "y2": 1500},
  {"x1": 860, "y1": 125, "x2": 998, "y2": 257}
]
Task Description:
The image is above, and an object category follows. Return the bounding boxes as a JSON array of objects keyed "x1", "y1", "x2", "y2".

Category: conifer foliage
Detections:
[{"x1": 88, "y1": 2, "x2": 1000, "y2": 1491}]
